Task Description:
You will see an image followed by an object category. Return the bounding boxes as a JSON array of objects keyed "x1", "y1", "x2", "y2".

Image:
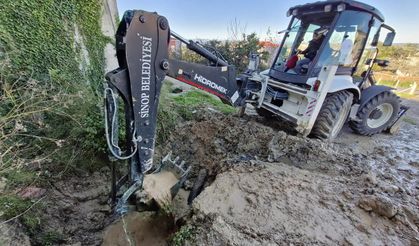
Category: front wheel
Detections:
[
  {"x1": 349, "y1": 91, "x2": 400, "y2": 136},
  {"x1": 311, "y1": 90, "x2": 353, "y2": 140}
]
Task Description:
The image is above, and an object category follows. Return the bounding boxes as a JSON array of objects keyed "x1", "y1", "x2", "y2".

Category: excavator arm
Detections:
[{"x1": 104, "y1": 10, "x2": 246, "y2": 213}]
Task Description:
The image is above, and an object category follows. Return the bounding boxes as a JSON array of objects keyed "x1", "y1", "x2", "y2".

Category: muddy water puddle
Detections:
[{"x1": 102, "y1": 212, "x2": 174, "y2": 246}]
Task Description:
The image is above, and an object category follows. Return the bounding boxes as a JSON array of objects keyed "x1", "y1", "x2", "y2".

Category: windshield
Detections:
[
  {"x1": 272, "y1": 13, "x2": 335, "y2": 75},
  {"x1": 273, "y1": 18, "x2": 300, "y2": 70},
  {"x1": 313, "y1": 11, "x2": 372, "y2": 74}
]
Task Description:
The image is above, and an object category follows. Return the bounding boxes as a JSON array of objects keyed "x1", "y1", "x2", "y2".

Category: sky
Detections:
[{"x1": 117, "y1": 0, "x2": 419, "y2": 43}]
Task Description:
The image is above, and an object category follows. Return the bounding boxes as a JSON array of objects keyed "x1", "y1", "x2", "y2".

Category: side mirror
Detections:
[{"x1": 383, "y1": 32, "x2": 395, "y2": 46}]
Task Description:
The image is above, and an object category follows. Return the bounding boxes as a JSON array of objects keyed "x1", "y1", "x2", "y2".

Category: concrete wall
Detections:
[{"x1": 101, "y1": 0, "x2": 119, "y2": 72}]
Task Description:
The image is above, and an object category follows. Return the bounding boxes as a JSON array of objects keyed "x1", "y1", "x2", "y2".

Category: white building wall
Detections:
[{"x1": 101, "y1": 0, "x2": 119, "y2": 72}]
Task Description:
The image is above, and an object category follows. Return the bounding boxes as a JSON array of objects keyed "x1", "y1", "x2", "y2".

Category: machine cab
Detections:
[{"x1": 269, "y1": 0, "x2": 395, "y2": 87}]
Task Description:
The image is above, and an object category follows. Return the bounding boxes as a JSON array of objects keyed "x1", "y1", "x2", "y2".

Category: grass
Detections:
[
  {"x1": 0, "y1": 194, "x2": 64, "y2": 244},
  {"x1": 172, "y1": 89, "x2": 236, "y2": 114},
  {"x1": 0, "y1": 195, "x2": 33, "y2": 219},
  {"x1": 376, "y1": 80, "x2": 418, "y2": 99},
  {"x1": 3, "y1": 169, "x2": 37, "y2": 188},
  {"x1": 0, "y1": 194, "x2": 42, "y2": 233},
  {"x1": 403, "y1": 117, "x2": 417, "y2": 125},
  {"x1": 38, "y1": 230, "x2": 65, "y2": 246},
  {"x1": 395, "y1": 92, "x2": 418, "y2": 99},
  {"x1": 378, "y1": 80, "x2": 415, "y2": 89}
]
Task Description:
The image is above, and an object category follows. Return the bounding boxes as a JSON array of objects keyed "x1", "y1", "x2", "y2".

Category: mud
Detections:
[
  {"x1": 5, "y1": 98, "x2": 418, "y2": 245},
  {"x1": 38, "y1": 171, "x2": 113, "y2": 245},
  {"x1": 140, "y1": 171, "x2": 179, "y2": 207},
  {"x1": 160, "y1": 104, "x2": 418, "y2": 245},
  {"x1": 102, "y1": 212, "x2": 174, "y2": 246},
  {"x1": 192, "y1": 163, "x2": 409, "y2": 245}
]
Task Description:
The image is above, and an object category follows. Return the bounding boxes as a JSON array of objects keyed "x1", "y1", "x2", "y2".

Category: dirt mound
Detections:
[
  {"x1": 159, "y1": 113, "x2": 276, "y2": 177},
  {"x1": 160, "y1": 113, "x2": 369, "y2": 181},
  {"x1": 158, "y1": 111, "x2": 418, "y2": 245},
  {"x1": 191, "y1": 163, "x2": 416, "y2": 245},
  {"x1": 160, "y1": 112, "x2": 367, "y2": 178}
]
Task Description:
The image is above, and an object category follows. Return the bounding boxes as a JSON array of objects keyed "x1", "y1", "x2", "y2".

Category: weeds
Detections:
[
  {"x1": 403, "y1": 117, "x2": 417, "y2": 125},
  {"x1": 0, "y1": 194, "x2": 44, "y2": 233},
  {"x1": 38, "y1": 230, "x2": 65, "y2": 246},
  {"x1": 171, "y1": 225, "x2": 195, "y2": 246}
]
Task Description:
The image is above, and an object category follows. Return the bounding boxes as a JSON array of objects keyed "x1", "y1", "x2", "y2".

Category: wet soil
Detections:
[
  {"x1": 5, "y1": 98, "x2": 418, "y2": 245},
  {"x1": 161, "y1": 100, "x2": 419, "y2": 245},
  {"x1": 42, "y1": 171, "x2": 112, "y2": 245}
]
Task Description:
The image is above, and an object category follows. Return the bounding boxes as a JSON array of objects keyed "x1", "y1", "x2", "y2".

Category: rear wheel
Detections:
[
  {"x1": 350, "y1": 91, "x2": 400, "y2": 136},
  {"x1": 311, "y1": 90, "x2": 353, "y2": 140}
]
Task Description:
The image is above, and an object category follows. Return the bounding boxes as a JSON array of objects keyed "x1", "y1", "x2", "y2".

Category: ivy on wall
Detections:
[
  {"x1": 0, "y1": 0, "x2": 108, "y2": 88},
  {"x1": 0, "y1": 0, "x2": 110, "y2": 170}
]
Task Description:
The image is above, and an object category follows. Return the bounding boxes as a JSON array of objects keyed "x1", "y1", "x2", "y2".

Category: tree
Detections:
[{"x1": 173, "y1": 33, "x2": 268, "y2": 73}]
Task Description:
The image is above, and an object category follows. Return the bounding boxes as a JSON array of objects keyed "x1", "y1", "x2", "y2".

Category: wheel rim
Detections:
[
  {"x1": 331, "y1": 101, "x2": 351, "y2": 137},
  {"x1": 367, "y1": 103, "x2": 393, "y2": 129}
]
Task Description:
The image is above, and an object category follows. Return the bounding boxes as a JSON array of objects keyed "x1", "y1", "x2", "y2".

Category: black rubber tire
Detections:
[
  {"x1": 311, "y1": 90, "x2": 353, "y2": 140},
  {"x1": 349, "y1": 91, "x2": 400, "y2": 136},
  {"x1": 187, "y1": 169, "x2": 208, "y2": 205}
]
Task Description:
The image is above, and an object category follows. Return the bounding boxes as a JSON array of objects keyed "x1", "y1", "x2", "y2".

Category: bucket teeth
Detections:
[
  {"x1": 158, "y1": 151, "x2": 191, "y2": 178},
  {"x1": 145, "y1": 151, "x2": 191, "y2": 200}
]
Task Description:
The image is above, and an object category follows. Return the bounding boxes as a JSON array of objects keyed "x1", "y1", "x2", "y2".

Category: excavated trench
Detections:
[
  {"x1": 160, "y1": 109, "x2": 418, "y2": 245},
  {"x1": 16, "y1": 104, "x2": 418, "y2": 245}
]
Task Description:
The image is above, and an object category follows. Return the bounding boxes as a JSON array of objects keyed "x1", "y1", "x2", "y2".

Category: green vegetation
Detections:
[
  {"x1": 396, "y1": 92, "x2": 417, "y2": 99},
  {"x1": 378, "y1": 80, "x2": 416, "y2": 89},
  {"x1": 171, "y1": 225, "x2": 195, "y2": 246},
  {"x1": 403, "y1": 117, "x2": 417, "y2": 125},
  {"x1": 156, "y1": 82, "x2": 182, "y2": 145},
  {"x1": 38, "y1": 230, "x2": 65, "y2": 246},
  {"x1": 0, "y1": 195, "x2": 33, "y2": 220},
  {"x1": 376, "y1": 43, "x2": 419, "y2": 76},
  {"x1": 0, "y1": 0, "x2": 108, "y2": 183},
  {"x1": 177, "y1": 33, "x2": 269, "y2": 73},
  {"x1": 3, "y1": 169, "x2": 37, "y2": 188},
  {"x1": 173, "y1": 90, "x2": 236, "y2": 114},
  {"x1": 0, "y1": 1, "x2": 108, "y2": 240},
  {"x1": 0, "y1": 194, "x2": 65, "y2": 244},
  {"x1": 0, "y1": 194, "x2": 43, "y2": 233}
]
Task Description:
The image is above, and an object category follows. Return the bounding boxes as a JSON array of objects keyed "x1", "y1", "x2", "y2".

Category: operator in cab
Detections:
[{"x1": 295, "y1": 26, "x2": 329, "y2": 74}]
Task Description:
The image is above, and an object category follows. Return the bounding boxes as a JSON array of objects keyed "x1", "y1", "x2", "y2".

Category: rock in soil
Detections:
[{"x1": 358, "y1": 195, "x2": 399, "y2": 218}]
